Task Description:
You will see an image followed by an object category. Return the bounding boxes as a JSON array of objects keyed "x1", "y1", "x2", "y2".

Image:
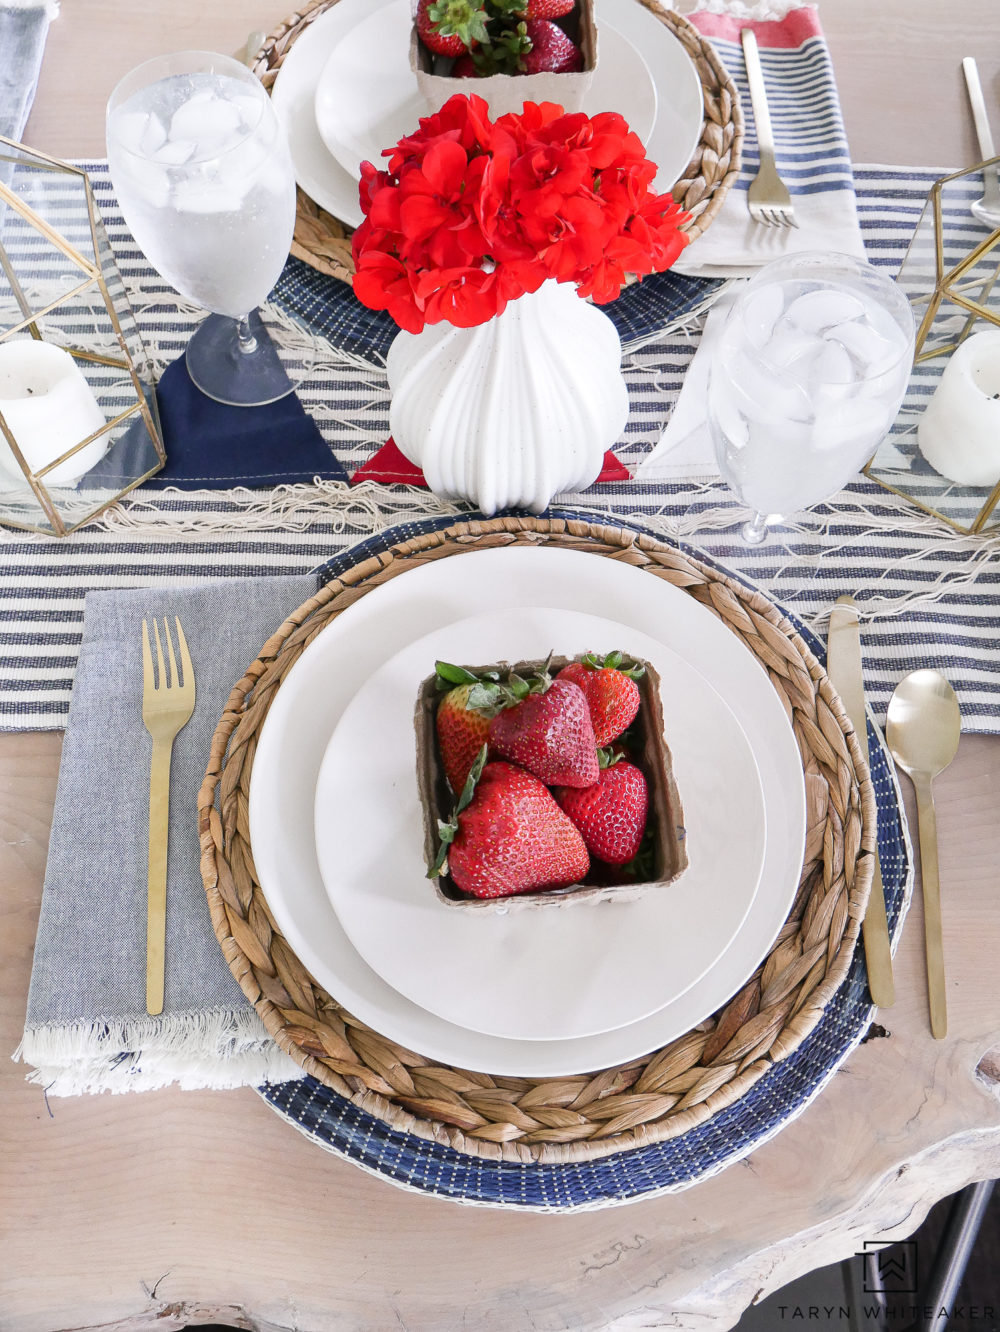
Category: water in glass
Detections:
[{"x1": 707, "y1": 253, "x2": 914, "y2": 542}]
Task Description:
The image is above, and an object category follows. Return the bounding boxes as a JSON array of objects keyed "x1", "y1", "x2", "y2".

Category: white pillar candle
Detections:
[
  {"x1": 917, "y1": 328, "x2": 1000, "y2": 487},
  {"x1": 0, "y1": 341, "x2": 109, "y2": 487}
]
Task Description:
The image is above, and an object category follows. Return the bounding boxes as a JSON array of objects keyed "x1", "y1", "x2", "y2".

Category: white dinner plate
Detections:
[
  {"x1": 314, "y1": 606, "x2": 766, "y2": 1042},
  {"x1": 271, "y1": 0, "x2": 704, "y2": 230},
  {"x1": 249, "y1": 546, "x2": 806, "y2": 1077},
  {"x1": 314, "y1": 0, "x2": 658, "y2": 184}
]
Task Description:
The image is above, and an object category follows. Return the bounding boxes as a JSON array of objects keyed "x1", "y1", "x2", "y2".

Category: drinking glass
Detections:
[
  {"x1": 107, "y1": 51, "x2": 297, "y2": 407},
  {"x1": 707, "y1": 252, "x2": 915, "y2": 543}
]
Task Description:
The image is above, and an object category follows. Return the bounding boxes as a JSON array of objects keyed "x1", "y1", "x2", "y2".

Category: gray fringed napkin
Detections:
[{"x1": 16, "y1": 575, "x2": 317, "y2": 1094}]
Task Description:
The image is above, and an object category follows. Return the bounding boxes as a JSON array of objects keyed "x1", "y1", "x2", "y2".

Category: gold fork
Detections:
[
  {"x1": 741, "y1": 29, "x2": 799, "y2": 229},
  {"x1": 140, "y1": 617, "x2": 196, "y2": 1016}
]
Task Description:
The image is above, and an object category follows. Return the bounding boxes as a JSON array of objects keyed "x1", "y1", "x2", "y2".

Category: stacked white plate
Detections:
[
  {"x1": 269, "y1": 0, "x2": 706, "y2": 229},
  {"x1": 248, "y1": 546, "x2": 807, "y2": 1078}
]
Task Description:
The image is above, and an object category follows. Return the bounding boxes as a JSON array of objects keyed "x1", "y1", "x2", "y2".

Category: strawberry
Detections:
[
  {"x1": 556, "y1": 652, "x2": 643, "y2": 747},
  {"x1": 556, "y1": 755, "x2": 648, "y2": 866},
  {"x1": 436, "y1": 682, "x2": 492, "y2": 793},
  {"x1": 488, "y1": 676, "x2": 599, "y2": 787},
  {"x1": 520, "y1": 18, "x2": 583, "y2": 73},
  {"x1": 451, "y1": 53, "x2": 478, "y2": 75},
  {"x1": 523, "y1": 0, "x2": 575, "y2": 15},
  {"x1": 417, "y1": 0, "x2": 490, "y2": 57},
  {"x1": 443, "y1": 760, "x2": 590, "y2": 898}
]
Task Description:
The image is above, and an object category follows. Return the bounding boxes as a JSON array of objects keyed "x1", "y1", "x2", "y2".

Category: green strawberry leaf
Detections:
[
  {"x1": 436, "y1": 660, "x2": 484, "y2": 686},
  {"x1": 429, "y1": 744, "x2": 488, "y2": 878}
]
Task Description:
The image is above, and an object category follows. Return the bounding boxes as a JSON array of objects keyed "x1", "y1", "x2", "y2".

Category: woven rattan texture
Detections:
[
  {"x1": 197, "y1": 518, "x2": 875, "y2": 1166},
  {"x1": 249, "y1": 0, "x2": 743, "y2": 282}
]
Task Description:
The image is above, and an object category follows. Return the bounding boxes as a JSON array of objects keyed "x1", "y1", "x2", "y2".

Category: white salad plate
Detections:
[
  {"x1": 313, "y1": 0, "x2": 658, "y2": 185},
  {"x1": 249, "y1": 546, "x2": 806, "y2": 1078},
  {"x1": 314, "y1": 606, "x2": 766, "y2": 1043},
  {"x1": 271, "y1": 0, "x2": 704, "y2": 230}
]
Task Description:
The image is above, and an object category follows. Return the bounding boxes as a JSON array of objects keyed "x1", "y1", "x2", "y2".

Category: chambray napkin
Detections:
[
  {"x1": 0, "y1": 0, "x2": 57, "y2": 143},
  {"x1": 16, "y1": 575, "x2": 316, "y2": 1095},
  {"x1": 673, "y1": 3, "x2": 865, "y2": 277}
]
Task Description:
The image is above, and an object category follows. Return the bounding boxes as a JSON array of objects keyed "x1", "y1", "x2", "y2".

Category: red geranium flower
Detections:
[{"x1": 351, "y1": 93, "x2": 690, "y2": 333}]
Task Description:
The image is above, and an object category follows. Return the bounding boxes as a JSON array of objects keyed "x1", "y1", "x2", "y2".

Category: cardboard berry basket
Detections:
[
  {"x1": 410, "y1": 0, "x2": 598, "y2": 119},
  {"x1": 414, "y1": 654, "x2": 689, "y2": 912}
]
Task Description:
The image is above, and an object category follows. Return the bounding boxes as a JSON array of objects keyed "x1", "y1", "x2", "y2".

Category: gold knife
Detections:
[{"x1": 828, "y1": 595, "x2": 895, "y2": 1008}]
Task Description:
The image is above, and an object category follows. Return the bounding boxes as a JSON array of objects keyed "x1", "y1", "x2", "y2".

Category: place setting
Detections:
[{"x1": 8, "y1": 0, "x2": 1000, "y2": 1222}]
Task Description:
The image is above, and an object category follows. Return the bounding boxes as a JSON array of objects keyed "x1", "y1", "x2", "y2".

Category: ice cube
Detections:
[
  {"x1": 781, "y1": 287, "x2": 867, "y2": 335},
  {"x1": 825, "y1": 317, "x2": 901, "y2": 377},
  {"x1": 762, "y1": 325, "x2": 824, "y2": 372},
  {"x1": 127, "y1": 159, "x2": 170, "y2": 209},
  {"x1": 709, "y1": 385, "x2": 750, "y2": 450},
  {"x1": 170, "y1": 176, "x2": 240, "y2": 215},
  {"x1": 727, "y1": 348, "x2": 813, "y2": 423},
  {"x1": 809, "y1": 391, "x2": 887, "y2": 453},
  {"x1": 152, "y1": 139, "x2": 197, "y2": 166},
  {"x1": 172, "y1": 94, "x2": 243, "y2": 157},
  {"x1": 230, "y1": 92, "x2": 265, "y2": 130},
  {"x1": 742, "y1": 284, "x2": 785, "y2": 349},
  {"x1": 812, "y1": 339, "x2": 856, "y2": 387},
  {"x1": 112, "y1": 110, "x2": 152, "y2": 154},
  {"x1": 167, "y1": 89, "x2": 220, "y2": 141},
  {"x1": 139, "y1": 112, "x2": 167, "y2": 156}
]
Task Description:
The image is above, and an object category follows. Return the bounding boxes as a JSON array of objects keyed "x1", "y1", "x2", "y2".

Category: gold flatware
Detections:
[
  {"x1": 140, "y1": 616, "x2": 196, "y2": 1017},
  {"x1": 741, "y1": 28, "x2": 798, "y2": 229},
  {"x1": 886, "y1": 669, "x2": 961, "y2": 1039},
  {"x1": 827, "y1": 596, "x2": 895, "y2": 1008},
  {"x1": 962, "y1": 57, "x2": 1000, "y2": 229}
]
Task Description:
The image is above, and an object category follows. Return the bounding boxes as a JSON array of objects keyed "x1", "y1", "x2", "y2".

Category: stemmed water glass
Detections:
[
  {"x1": 707, "y1": 252, "x2": 915, "y2": 543},
  {"x1": 106, "y1": 51, "x2": 297, "y2": 407}
]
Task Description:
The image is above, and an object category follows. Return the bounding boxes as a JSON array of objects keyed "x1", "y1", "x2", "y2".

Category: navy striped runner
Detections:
[{"x1": 1, "y1": 164, "x2": 998, "y2": 736}]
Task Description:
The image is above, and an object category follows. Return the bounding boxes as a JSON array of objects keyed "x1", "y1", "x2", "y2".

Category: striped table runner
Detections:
[{"x1": 2, "y1": 165, "x2": 999, "y2": 734}]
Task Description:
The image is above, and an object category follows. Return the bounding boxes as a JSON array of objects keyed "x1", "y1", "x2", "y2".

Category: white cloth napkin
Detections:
[
  {"x1": 673, "y1": 1, "x2": 866, "y2": 277},
  {"x1": 634, "y1": 286, "x2": 741, "y2": 479}
]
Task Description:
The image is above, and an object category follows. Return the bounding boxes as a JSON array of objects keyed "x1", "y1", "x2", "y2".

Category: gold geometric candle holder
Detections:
[
  {"x1": 864, "y1": 157, "x2": 1000, "y2": 535},
  {"x1": 0, "y1": 136, "x2": 164, "y2": 537}
]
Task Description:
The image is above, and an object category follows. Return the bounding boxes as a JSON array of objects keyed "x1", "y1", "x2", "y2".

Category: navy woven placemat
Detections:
[
  {"x1": 257, "y1": 511, "x2": 911, "y2": 1210},
  {"x1": 274, "y1": 255, "x2": 725, "y2": 362}
]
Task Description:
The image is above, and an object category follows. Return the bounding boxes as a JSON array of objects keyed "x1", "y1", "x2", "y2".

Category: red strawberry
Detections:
[
  {"x1": 416, "y1": 0, "x2": 489, "y2": 57},
  {"x1": 521, "y1": 18, "x2": 583, "y2": 73},
  {"x1": 436, "y1": 682, "x2": 492, "y2": 793},
  {"x1": 523, "y1": 0, "x2": 575, "y2": 15},
  {"x1": 446, "y1": 761, "x2": 590, "y2": 898},
  {"x1": 556, "y1": 757, "x2": 648, "y2": 866},
  {"x1": 556, "y1": 652, "x2": 642, "y2": 747},
  {"x1": 488, "y1": 677, "x2": 599, "y2": 788},
  {"x1": 451, "y1": 53, "x2": 478, "y2": 76}
]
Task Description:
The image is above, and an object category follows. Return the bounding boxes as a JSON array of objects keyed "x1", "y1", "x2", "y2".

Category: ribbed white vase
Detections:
[{"x1": 386, "y1": 279, "x2": 629, "y2": 514}]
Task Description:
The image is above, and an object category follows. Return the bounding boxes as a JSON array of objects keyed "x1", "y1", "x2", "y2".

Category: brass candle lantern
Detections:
[
  {"x1": 0, "y1": 136, "x2": 164, "y2": 537},
  {"x1": 864, "y1": 157, "x2": 1000, "y2": 535}
]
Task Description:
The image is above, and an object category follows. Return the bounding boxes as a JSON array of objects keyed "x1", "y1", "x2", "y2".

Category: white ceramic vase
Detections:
[{"x1": 385, "y1": 278, "x2": 629, "y2": 514}]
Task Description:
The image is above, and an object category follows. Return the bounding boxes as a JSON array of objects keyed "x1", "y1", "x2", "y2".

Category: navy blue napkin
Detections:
[{"x1": 144, "y1": 354, "x2": 347, "y2": 489}]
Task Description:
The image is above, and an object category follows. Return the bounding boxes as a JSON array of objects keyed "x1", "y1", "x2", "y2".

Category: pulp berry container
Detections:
[
  {"x1": 410, "y1": 0, "x2": 598, "y2": 120},
  {"x1": 414, "y1": 655, "x2": 688, "y2": 913}
]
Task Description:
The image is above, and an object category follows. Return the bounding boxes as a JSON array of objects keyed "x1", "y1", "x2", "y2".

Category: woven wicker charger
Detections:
[
  {"x1": 198, "y1": 516, "x2": 875, "y2": 1166},
  {"x1": 249, "y1": 0, "x2": 744, "y2": 282}
]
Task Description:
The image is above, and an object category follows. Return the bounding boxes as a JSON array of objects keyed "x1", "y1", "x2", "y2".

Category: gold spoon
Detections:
[{"x1": 886, "y1": 670, "x2": 961, "y2": 1039}]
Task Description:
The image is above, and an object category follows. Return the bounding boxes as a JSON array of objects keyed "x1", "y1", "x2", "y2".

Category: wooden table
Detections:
[{"x1": 4, "y1": 5, "x2": 1000, "y2": 1329}]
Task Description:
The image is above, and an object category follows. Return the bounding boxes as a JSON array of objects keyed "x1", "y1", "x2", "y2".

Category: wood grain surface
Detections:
[{"x1": 5, "y1": 3, "x2": 1000, "y2": 1330}]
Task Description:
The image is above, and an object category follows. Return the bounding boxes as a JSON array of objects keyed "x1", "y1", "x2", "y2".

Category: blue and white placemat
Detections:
[
  {"x1": 1, "y1": 165, "x2": 999, "y2": 736},
  {"x1": 253, "y1": 519, "x2": 911, "y2": 1209}
]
